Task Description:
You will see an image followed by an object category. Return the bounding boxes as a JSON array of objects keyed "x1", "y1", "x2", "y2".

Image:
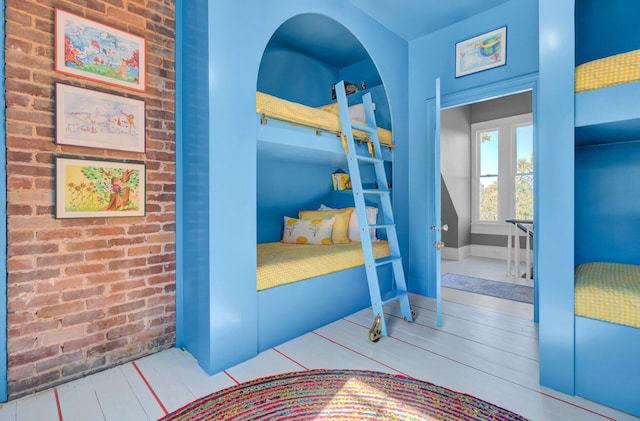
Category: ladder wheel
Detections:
[
  {"x1": 403, "y1": 309, "x2": 416, "y2": 322},
  {"x1": 369, "y1": 314, "x2": 382, "y2": 342}
]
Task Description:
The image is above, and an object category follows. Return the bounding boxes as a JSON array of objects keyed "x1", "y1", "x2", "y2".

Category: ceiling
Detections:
[
  {"x1": 265, "y1": 1, "x2": 512, "y2": 71},
  {"x1": 348, "y1": 0, "x2": 513, "y2": 41}
]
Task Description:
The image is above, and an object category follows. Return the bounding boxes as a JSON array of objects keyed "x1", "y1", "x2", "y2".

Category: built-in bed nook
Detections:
[
  {"x1": 573, "y1": 5, "x2": 640, "y2": 414},
  {"x1": 255, "y1": 14, "x2": 396, "y2": 352}
]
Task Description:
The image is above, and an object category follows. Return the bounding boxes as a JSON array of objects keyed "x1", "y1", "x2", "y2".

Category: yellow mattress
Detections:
[
  {"x1": 575, "y1": 262, "x2": 640, "y2": 328},
  {"x1": 257, "y1": 240, "x2": 390, "y2": 291},
  {"x1": 256, "y1": 91, "x2": 393, "y2": 146},
  {"x1": 575, "y1": 49, "x2": 640, "y2": 93}
]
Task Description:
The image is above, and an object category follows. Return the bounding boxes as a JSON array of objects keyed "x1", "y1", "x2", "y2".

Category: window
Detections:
[{"x1": 471, "y1": 114, "x2": 533, "y2": 233}]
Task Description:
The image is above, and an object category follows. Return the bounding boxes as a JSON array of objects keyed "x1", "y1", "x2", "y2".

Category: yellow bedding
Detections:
[
  {"x1": 257, "y1": 240, "x2": 390, "y2": 291},
  {"x1": 575, "y1": 262, "x2": 640, "y2": 328},
  {"x1": 256, "y1": 91, "x2": 393, "y2": 146},
  {"x1": 575, "y1": 49, "x2": 640, "y2": 93}
]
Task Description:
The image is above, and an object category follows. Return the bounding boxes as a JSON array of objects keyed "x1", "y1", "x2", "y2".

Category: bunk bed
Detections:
[
  {"x1": 255, "y1": 89, "x2": 395, "y2": 351},
  {"x1": 573, "y1": 50, "x2": 640, "y2": 417}
]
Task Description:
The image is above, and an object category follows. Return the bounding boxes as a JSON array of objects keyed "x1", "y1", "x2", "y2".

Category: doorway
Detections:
[{"x1": 439, "y1": 91, "x2": 535, "y2": 320}]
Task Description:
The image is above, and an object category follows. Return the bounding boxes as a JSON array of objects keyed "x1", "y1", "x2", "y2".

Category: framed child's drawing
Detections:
[
  {"x1": 455, "y1": 27, "x2": 507, "y2": 77},
  {"x1": 55, "y1": 157, "x2": 146, "y2": 218},
  {"x1": 55, "y1": 8, "x2": 146, "y2": 92},
  {"x1": 55, "y1": 83, "x2": 145, "y2": 153}
]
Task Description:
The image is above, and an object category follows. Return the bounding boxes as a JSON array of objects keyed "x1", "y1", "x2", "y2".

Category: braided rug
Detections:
[{"x1": 160, "y1": 369, "x2": 528, "y2": 420}]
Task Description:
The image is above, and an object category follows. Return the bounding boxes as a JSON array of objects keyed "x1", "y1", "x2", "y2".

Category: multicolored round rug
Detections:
[{"x1": 159, "y1": 369, "x2": 528, "y2": 420}]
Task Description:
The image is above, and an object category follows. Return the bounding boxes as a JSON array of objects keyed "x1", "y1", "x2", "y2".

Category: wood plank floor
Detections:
[{"x1": 0, "y1": 294, "x2": 637, "y2": 421}]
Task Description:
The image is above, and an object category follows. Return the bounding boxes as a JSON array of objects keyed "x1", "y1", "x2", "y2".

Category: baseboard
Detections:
[
  {"x1": 442, "y1": 245, "x2": 532, "y2": 262},
  {"x1": 441, "y1": 245, "x2": 471, "y2": 261}
]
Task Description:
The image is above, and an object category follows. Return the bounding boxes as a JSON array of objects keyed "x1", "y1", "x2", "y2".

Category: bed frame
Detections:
[
  {"x1": 574, "y1": 73, "x2": 640, "y2": 416},
  {"x1": 258, "y1": 264, "x2": 392, "y2": 351}
]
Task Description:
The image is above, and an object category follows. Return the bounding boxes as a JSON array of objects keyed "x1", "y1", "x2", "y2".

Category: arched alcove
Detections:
[
  {"x1": 257, "y1": 13, "x2": 390, "y2": 129},
  {"x1": 256, "y1": 13, "x2": 394, "y2": 246}
]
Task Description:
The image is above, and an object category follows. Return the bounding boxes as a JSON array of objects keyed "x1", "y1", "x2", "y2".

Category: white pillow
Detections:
[
  {"x1": 281, "y1": 216, "x2": 334, "y2": 245},
  {"x1": 348, "y1": 207, "x2": 379, "y2": 242},
  {"x1": 348, "y1": 104, "x2": 366, "y2": 123}
]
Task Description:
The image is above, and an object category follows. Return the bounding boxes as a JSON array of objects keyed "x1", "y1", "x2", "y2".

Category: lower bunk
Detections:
[
  {"x1": 574, "y1": 262, "x2": 640, "y2": 417},
  {"x1": 257, "y1": 241, "x2": 391, "y2": 351}
]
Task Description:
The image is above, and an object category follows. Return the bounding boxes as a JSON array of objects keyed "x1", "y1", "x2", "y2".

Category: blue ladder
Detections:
[{"x1": 334, "y1": 81, "x2": 414, "y2": 342}]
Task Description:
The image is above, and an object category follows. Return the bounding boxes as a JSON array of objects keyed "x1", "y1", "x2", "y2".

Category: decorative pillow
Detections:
[
  {"x1": 348, "y1": 104, "x2": 366, "y2": 123},
  {"x1": 348, "y1": 206, "x2": 379, "y2": 242},
  {"x1": 282, "y1": 216, "x2": 334, "y2": 245},
  {"x1": 298, "y1": 208, "x2": 353, "y2": 244},
  {"x1": 317, "y1": 103, "x2": 367, "y2": 123}
]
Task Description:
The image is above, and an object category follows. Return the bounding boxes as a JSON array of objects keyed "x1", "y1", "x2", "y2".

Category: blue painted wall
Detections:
[
  {"x1": 575, "y1": 0, "x2": 640, "y2": 65},
  {"x1": 257, "y1": 159, "x2": 334, "y2": 243},
  {"x1": 537, "y1": 0, "x2": 575, "y2": 395},
  {"x1": 575, "y1": 141, "x2": 640, "y2": 266},
  {"x1": 258, "y1": 48, "x2": 338, "y2": 106},
  {"x1": 407, "y1": 0, "x2": 539, "y2": 296},
  {"x1": 178, "y1": 0, "x2": 408, "y2": 374}
]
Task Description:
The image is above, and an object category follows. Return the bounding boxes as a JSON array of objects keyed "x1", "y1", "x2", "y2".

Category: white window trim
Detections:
[{"x1": 471, "y1": 113, "x2": 532, "y2": 236}]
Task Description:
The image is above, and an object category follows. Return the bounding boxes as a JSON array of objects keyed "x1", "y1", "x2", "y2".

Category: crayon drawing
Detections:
[
  {"x1": 55, "y1": 157, "x2": 145, "y2": 218},
  {"x1": 456, "y1": 27, "x2": 507, "y2": 77},
  {"x1": 56, "y1": 83, "x2": 145, "y2": 153},
  {"x1": 55, "y1": 9, "x2": 146, "y2": 91}
]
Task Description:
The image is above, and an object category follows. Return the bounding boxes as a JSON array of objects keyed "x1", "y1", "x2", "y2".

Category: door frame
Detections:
[{"x1": 426, "y1": 73, "x2": 539, "y2": 323}]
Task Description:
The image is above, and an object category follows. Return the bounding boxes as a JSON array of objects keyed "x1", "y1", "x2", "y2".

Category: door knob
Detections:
[
  {"x1": 430, "y1": 224, "x2": 449, "y2": 232},
  {"x1": 435, "y1": 241, "x2": 445, "y2": 250}
]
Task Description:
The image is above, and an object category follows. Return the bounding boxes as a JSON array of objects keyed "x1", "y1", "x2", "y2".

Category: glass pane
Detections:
[
  {"x1": 479, "y1": 175, "x2": 498, "y2": 221},
  {"x1": 479, "y1": 130, "x2": 499, "y2": 176},
  {"x1": 515, "y1": 125, "x2": 533, "y2": 219}
]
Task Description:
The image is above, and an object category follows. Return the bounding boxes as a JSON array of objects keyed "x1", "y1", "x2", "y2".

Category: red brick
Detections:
[
  {"x1": 5, "y1": 0, "x2": 176, "y2": 399},
  {"x1": 36, "y1": 301, "x2": 84, "y2": 319}
]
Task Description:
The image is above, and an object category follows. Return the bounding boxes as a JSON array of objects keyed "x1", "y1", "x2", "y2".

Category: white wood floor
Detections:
[{"x1": 0, "y1": 259, "x2": 637, "y2": 420}]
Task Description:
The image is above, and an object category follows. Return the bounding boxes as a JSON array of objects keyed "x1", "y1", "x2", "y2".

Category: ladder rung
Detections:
[
  {"x1": 362, "y1": 189, "x2": 390, "y2": 196},
  {"x1": 356, "y1": 155, "x2": 383, "y2": 164},
  {"x1": 351, "y1": 122, "x2": 376, "y2": 134},
  {"x1": 381, "y1": 289, "x2": 409, "y2": 304},
  {"x1": 371, "y1": 223, "x2": 394, "y2": 230},
  {"x1": 374, "y1": 255, "x2": 401, "y2": 267}
]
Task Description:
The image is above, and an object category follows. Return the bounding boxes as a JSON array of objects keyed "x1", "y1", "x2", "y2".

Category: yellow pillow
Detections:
[
  {"x1": 298, "y1": 208, "x2": 354, "y2": 244},
  {"x1": 282, "y1": 216, "x2": 334, "y2": 245}
]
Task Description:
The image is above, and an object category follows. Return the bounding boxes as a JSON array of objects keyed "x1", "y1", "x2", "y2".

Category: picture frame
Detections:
[
  {"x1": 55, "y1": 8, "x2": 146, "y2": 92},
  {"x1": 55, "y1": 83, "x2": 146, "y2": 153},
  {"x1": 455, "y1": 27, "x2": 507, "y2": 77},
  {"x1": 55, "y1": 156, "x2": 146, "y2": 219}
]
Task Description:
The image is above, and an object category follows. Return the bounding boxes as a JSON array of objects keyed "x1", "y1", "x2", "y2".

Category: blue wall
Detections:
[
  {"x1": 575, "y1": 141, "x2": 640, "y2": 266},
  {"x1": 575, "y1": 0, "x2": 640, "y2": 65},
  {"x1": 407, "y1": 0, "x2": 539, "y2": 296},
  {"x1": 258, "y1": 48, "x2": 338, "y2": 106},
  {"x1": 257, "y1": 159, "x2": 334, "y2": 243},
  {"x1": 178, "y1": 0, "x2": 408, "y2": 374}
]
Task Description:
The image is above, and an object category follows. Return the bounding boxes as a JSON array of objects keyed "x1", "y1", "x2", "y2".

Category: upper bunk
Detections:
[
  {"x1": 574, "y1": 1, "x2": 640, "y2": 147},
  {"x1": 256, "y1": 13, "x2": 393, "y2": 165},
  {"x1": 574, "y1": 50, "x2": 640, "y2": 146}
]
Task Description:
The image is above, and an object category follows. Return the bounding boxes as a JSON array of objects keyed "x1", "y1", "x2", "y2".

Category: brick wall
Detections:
[{"x1": 4, "y1": 0, "x2": 176, "y2": 398}]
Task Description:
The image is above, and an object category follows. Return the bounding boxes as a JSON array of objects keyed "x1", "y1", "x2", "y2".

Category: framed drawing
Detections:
[
  {"x1": 455, "y1": 27, "x2": 507, "y2": 77},
  {"x1": 55, "y1": 157, "x2": 146, "y2": 218},
  {"x1": 55, "y1": 8, "x2": 146, "y2": 92},
  {"x1": 55, "y1": 83, "x2": 145, "y2": 153}
]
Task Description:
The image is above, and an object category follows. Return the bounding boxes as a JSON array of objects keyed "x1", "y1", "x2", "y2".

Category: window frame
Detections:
[{"x1": 471, "y1": 113, "x2": 533, "y2": 235}]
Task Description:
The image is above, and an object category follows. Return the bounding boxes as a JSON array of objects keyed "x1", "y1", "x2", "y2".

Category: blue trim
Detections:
[{"x1": 1, "y1": 0, "x2": 8, "y2": 402}]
